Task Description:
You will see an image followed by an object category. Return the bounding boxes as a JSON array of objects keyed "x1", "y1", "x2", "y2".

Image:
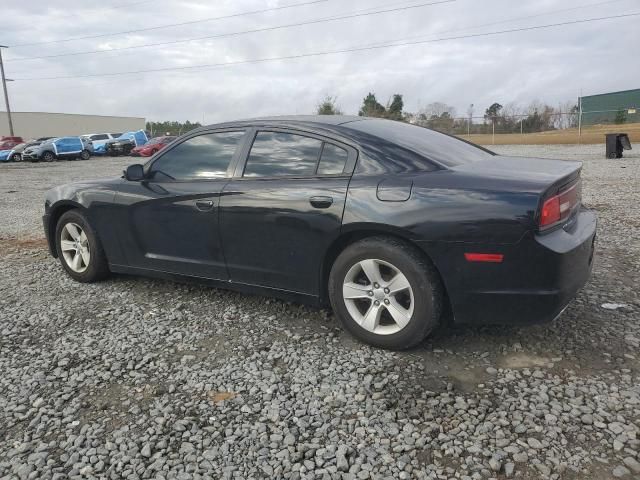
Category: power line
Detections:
[
  {"x1": 12, "y1": 12, "x2": 639, "y2": 82},
  {"x1": 6, "y1": 0, "x2": 455, "y2": 62},
  {"x1": 9, "y1": 0, "x2": 332, "y2": 48},
  {"x1": 8, "y1": 0, "x2": 622, "y2": 76},
  {"x1": 357, "y1": 0, "x2": 628, "y2": 49}
]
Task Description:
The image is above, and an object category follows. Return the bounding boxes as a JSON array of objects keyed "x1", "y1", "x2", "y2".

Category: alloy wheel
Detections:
[
  {"x1": 60, "y1": 222, "x2": 91, "y2": 273},
  {"x1": 342, "y1": 259, "x2": 414, "y2": 335}
]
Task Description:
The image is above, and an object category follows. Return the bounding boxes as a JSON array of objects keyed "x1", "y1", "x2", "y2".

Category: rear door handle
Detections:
[
  {"x1": 309, "y1": 196, "x2": 333, "y2": 209},
  {"x1": 194, "y1": 200, "x2": 214, "y2": 211}
]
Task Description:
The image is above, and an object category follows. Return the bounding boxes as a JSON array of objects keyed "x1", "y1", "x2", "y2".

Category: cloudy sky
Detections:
[{"x1": 2, "y1": 0, "x2": 639, "y2": 123}]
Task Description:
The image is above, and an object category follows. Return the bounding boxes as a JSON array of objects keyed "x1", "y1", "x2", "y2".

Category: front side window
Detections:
[
  {"x1": 91, "y1": 134, "x2": 109, "y2": 141},
  {"x1": 243, "y1": 132, "x2": 323, "y2": 177},
  {"x1": 149, "y1": 131, "x2": 244, "y2": 181}
]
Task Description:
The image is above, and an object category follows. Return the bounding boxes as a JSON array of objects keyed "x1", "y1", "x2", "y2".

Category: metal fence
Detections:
[{"x1": 411, "y1": 108, "x2": 639, "y2": 145}]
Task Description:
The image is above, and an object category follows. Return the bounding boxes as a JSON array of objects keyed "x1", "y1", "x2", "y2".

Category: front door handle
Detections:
[
  {"x1": 309, "y1": 196, "x2": 333, "y2": 209},
  {"x1": 194, "y1": 200, "x2": 214, "y2": 211}
]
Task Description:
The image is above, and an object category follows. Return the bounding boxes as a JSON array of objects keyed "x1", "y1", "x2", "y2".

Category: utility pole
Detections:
[
  {"x1": 577, "y1": 95, "x2": 583, "y2": 144},
  {"x1": 0, "y1": 45, "x2": 14, "y2": 136}
]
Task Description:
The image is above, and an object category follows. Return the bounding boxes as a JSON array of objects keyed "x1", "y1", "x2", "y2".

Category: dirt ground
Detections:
[{"x1": 459, "y1": 122, "x2": 640, "y2": 145}]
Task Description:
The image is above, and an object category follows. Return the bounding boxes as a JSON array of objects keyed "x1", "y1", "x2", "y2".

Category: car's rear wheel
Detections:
[
  {"x1": 42, "y1": 151, "x2": 55, "y2": 162},
  {"x1": 80, "y1": 149, "x2": 91, "y2": 160},
  {"x1": 329, "y1": 237, "x2": 443, "y2": 350},
  {"x1": 55, "y1": 210, "x2": 109, "y2": 282}
]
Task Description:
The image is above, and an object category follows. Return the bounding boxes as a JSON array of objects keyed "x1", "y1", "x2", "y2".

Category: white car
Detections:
[{"x1": 80, "y1": 133, "x2": 123, "y2": 150}]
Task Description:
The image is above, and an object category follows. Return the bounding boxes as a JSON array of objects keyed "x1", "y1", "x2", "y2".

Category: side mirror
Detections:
[{"x1": 124, "y1": 164, "x2": 145, "y2": 181}]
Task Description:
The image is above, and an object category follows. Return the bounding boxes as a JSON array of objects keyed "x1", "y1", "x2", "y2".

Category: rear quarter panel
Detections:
[
  {"x1": 342, "y1": 171, "x2": 540, "y2": 245},
  {"x1": 342, "y1": 170, "x2": 543, "y2": 323}
]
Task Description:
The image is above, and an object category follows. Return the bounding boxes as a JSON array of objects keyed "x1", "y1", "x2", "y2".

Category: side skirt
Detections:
[{"x1": 108, "y1": 264, "x2": 322, "y2": 307}]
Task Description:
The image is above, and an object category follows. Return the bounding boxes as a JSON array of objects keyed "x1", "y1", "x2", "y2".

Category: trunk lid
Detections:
[{"x1": 451, "y1": 155, "x2": 581, "y2": 191}]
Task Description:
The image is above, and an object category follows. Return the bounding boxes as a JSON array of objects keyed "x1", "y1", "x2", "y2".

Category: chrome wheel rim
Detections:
[
  {"x1": 342, "y1": 259, "x2": 414, "y2": 335},
  {"x1": 60, "y1": 223, "x2": 90, "y2": 273}
]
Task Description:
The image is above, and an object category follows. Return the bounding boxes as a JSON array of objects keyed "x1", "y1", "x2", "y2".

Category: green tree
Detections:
[
  {"x1": 615, "y1": 109, "x2": 627, "y2": 124},
  {"x1": 386, "y1": 94, "x2": 404, "y2": 120},
  {"x1": 484, "y1": 102, "x2": 503, "y2": 120},
  {"x1": 358, "y1": 93, "x2": 386, "y2": 117},
  {"x1": 316, "y1": 95, "x2": 343, "y2": 115}
]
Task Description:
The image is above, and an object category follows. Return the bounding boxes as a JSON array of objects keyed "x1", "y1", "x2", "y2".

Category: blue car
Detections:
[
  {"x1": 0, "y1": 149, "x2": 14, "y2": 162},
  {"x1": 22, "y1": 137, "x2": 91, "y2": 162}
]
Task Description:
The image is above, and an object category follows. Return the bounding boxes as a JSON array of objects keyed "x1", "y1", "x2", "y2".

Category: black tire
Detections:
[
  {"x1": 42, "y1": 151, "x2": 55, "y2": 162},
  {"x1": 607, "y1": 152, "x2": 618, "y2": 159},
  {"x1": 80, "y1": 149, "x2": 91, "y2": 160},
  {"x1": 55, "y1": 210, "x2": 110, "y2": 283},
  {"x1": 12, "y1": 153, "x2": 22, "y2": 162},
  {"x1": 328, "y1": 236, "x2": 443, "y2": 350}
]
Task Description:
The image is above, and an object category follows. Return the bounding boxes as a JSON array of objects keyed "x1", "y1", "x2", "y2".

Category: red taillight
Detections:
[
  {"x1": 464, "y1": 253, "x2": 504, "y2": 263},
  {"x1": 539, "y1": 180, "x2": 581, "y2": 229},
  {"x1": 540, "y1": 196, "x2": 561, "y2": 227}
]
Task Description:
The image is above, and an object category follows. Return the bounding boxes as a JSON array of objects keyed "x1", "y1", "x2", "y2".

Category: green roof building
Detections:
[{"x1": 580, "y1": 88, "x2": 640, "y2": 125}]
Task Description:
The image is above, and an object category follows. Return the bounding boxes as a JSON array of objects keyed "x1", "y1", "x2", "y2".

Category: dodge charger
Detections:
[{"x1": 43, "y1": 116, "x2": 596, "y2": 349}]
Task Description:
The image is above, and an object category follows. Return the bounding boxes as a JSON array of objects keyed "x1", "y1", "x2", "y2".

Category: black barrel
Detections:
[{"x1": 605, "y1": 133, "x2": 632, "y2": 159}]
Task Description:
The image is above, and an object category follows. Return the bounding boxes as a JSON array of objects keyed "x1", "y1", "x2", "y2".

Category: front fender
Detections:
[{"x1": 44, "y1": 179, "x2": 123, "y2": 258}]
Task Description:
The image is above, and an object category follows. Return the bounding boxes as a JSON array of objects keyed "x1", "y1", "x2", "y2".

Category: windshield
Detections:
[{"x1": 346, "y1": 119, "x2": 494, "y2": 167}]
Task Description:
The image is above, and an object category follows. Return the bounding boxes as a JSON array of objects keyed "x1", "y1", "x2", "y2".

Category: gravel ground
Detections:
[{"x1": 0, "y1": 145, "x2": 639, "y2": 480}]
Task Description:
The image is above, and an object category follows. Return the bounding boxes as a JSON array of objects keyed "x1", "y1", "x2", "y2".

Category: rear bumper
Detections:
[{"x1": 420, "y1": 208, "x2": 597, "y2": 325}]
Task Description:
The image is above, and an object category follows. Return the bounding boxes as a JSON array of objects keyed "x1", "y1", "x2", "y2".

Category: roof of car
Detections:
[{"x1": 206, "y1": 115, "x2": 369, "y2": 129}]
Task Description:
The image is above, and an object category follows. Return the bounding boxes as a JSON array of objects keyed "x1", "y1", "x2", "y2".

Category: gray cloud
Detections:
[{"x1": 2, "y1": 0, "x2": 639, "y2": 123}]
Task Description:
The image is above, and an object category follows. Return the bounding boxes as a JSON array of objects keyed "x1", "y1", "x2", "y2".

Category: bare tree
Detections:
[{"x1": 420, "y1": 102, "x2": 456, "y2": 120}]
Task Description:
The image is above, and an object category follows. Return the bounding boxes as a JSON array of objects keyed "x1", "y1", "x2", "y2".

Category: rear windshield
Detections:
[{"x1": 346, "y1": 119, "x2": 494, "y2": 167}]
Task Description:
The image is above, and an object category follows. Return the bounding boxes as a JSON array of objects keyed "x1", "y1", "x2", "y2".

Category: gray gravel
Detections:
[{"x1": 1, "y1": 145, "x2": 639, "y2": 479}]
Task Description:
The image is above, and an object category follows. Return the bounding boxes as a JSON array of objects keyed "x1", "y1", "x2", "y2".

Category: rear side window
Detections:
[
  {"x1": 318, "y1": 143, "x2": 348, "y2": 175},
  {"x1": 347, "y1": 119, "x2": 494, "y2": 167},
  {"x1": 149, "y1": 131, "x2": 244, "y2": 181},
  {"x1": 244, "y1": 132, "x2": 323, "y2": 177}
]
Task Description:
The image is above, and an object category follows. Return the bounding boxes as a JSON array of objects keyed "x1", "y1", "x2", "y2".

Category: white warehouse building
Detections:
[{"x1": 0, "y1": 111, "x2": 146, "y2": 138}]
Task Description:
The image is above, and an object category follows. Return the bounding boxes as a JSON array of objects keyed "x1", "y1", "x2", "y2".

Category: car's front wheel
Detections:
[
  {"x1": 55, "y1": 210, "x2": 109, "y2": 282},
  {"x1": 42, "y1": 151, "x2": 55, "y2": 162},
  {"x1": 12, "y1": 153, "x2": 22, "y2": 162},
  {"x1": 329, "y1": 237, "x2": 443, "y2": 350},
  {"x1": 80, "y1": 149, "x2": 91, "y2": 160}
]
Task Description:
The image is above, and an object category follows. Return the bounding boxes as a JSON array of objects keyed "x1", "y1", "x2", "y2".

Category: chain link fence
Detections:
[{"x1": 411, "y1": 108, "x2": 639, "y2": 145}]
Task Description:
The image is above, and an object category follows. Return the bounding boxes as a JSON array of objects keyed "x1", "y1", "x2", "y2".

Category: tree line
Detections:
[
  {"x1": 146, "y1": 120, "x2": 202, "y2": 136},
  {"x1": 316, "y1": 94, "x2": 586, "y2": 135}
]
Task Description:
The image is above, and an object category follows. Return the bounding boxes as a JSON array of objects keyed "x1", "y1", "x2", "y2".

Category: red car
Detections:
[
  {"x1": 0, "y1": 136, "x2": 25, "y2": 150},
  {"x1": 130, "y1": 136, "x2": 176, "y2": 157}
]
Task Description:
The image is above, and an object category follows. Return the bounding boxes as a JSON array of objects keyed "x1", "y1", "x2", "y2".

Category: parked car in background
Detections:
[
  {"x1": 0, "y1": 149, "x2": 14, "y2": 162},
  {"x1": 23, "y1": 137, "x2": 91, "y2": 162},
  {"x1": 0, "y1": 137, "x2": 54, "y2": 162},
  {"x1": 0, "y1": 136, "x2": 24, "y2": 151},
  {"x1": 105, "y1": 131, "x2": 148, "y2": 156},
  {"x1": 131, "y1": 136, "x2": 176, "y2": 157},
  {"x1": 80, "y1": 133, "x2": 124, "y2": 155},
  {"x1": 42, "y1": 116, "x2": 596, "y2": 350}
]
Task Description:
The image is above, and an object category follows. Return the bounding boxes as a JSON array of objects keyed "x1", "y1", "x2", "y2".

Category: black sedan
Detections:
[{"x1": 43, "y1": 116, "x2": 596, "y2": 349}]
